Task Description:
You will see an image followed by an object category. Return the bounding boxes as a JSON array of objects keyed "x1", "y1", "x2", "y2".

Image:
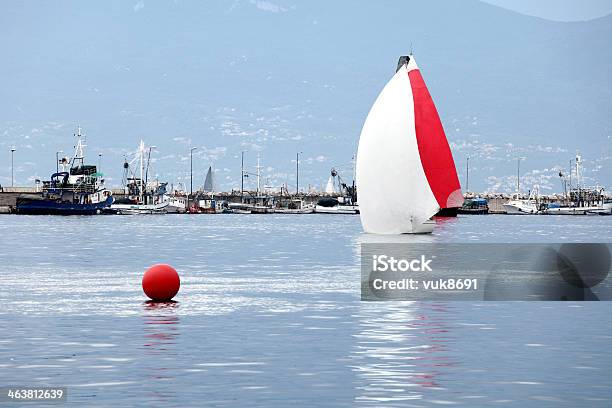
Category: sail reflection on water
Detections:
[{"x1": 350, "y1": 302, "x2": 456, "y2": 405}]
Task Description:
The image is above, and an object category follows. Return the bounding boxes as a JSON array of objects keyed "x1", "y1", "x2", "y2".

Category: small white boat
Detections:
[
  {"x1": 112, "y1": 201, "x2": 169, "y2": 215},
  {"x1": 503, "y1": 195, "x2": 539, "y2": 214},
  {"x1": 314, "y1": 203, "x2": 359, "y2": 215},
  {"x1": 251, "y1": 206, "x2": 275, "y2": 214},
  {"x1": 275, "y1": 207, "x2": 314, "y2": 214},
  {"x1": 502, "y1": 182, "x2": 540, "y2": 214},
  {"x1": 165, "y1": 196, "x2": 187, "y2": 213},
  {"x1": 228, "y1": 202, "x2": 253, "y2": 214},
  {"x1": 275, "y1": 199, "x2": 315, "y2": 214}
]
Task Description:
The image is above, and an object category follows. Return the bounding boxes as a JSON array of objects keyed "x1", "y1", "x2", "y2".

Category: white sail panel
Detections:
[
  {"x1": 203, "y1": 166, "x2": 214, "y2": 192},
  {"x1": 356, "y1": 65, "x2": 439, "y2": 234},
  {"x1": 325, "y1": 176, "x2": 335, "y2": 194}
]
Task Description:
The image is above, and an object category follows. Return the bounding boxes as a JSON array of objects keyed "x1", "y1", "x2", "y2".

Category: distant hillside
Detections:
[{"x1": 1, "y1": 0, "x2": 610, "y2": 193}]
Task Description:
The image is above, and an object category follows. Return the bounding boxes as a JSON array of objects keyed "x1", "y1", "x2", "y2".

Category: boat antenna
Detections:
[{"x1": 409, "y1": 42, "x2": 413, "y2": 56}]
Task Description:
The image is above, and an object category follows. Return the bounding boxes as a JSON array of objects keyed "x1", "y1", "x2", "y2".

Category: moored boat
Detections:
[
  {"x1": 275, "y1": 199, "x2": 315, "y2": 214},
  {"x1": 502, "y1": 194, "x2": 539, "y2": 214},
  {"x1": 166, "y1": 195, "x2": 187, "y2": 213},
  {"x1": 111, "y1": 140, "x2": 169, "y2": 215},
  {"x1": 314, "y1": 196, "x2": 359, "y2": 214},
  {"x1": 541, "y1": 156, "x2": 611, "y2": 215},
  {"x1": 15, "y1": 126, "x2": 113, "y2": 215},
  {"x1": 457, "y1": 198, "x2": 489, "y2": 215},
  {"x1": 111, "y1": 201, "x2": 169, "y2": 215},
  {"x1": 541, "y1": 188, "x2": 611, "y2": 215},
  {"x1": 315, "y1": 168, "x2": 359, "y2": 214}
]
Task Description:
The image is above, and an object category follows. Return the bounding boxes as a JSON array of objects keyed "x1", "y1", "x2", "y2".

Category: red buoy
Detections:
[{"x1": 142, "y1": 264, "x2": 180, "y2": 301}]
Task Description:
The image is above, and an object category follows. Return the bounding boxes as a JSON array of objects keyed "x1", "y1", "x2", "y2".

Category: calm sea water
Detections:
[{"x1": 0, "y1": 214, "x2": 611, "y2": 407}]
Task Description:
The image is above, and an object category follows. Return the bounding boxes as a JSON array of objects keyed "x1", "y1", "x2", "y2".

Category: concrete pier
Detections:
[{"x1": 0, "y1": 188, "x2": 580, "y2": 215}]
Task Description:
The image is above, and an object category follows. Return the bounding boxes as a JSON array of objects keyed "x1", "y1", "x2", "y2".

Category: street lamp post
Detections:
[
  {"x1": 296, "y1": 152, "x2": 302, "y2": 196},
  {"x1": 241, "y1": 151, "x2": 245, "y2": 202},
  {"x1": 98, "y1": 153, "x2": 103, "y2": 173},
  {"x1": 11, "y1": 148, "x2": 16, "y2": 187},
  {"x1": 189, "y1": 147, "x2": 197, "y2": 210}
]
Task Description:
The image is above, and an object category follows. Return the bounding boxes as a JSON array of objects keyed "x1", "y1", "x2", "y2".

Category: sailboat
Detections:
[
  {"x1": 203, "y1": 166, "x2": 214, "y2": 193},
  {"x1": 356, "y1": 54, "x2": 463, "y2": 234},
  {"x1": 191, "y1": 166, "x2": 225, "y2": 213}
]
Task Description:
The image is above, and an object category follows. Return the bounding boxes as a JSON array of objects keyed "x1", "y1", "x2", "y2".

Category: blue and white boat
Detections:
[{"x1": 16, "y1": 126, "x2": 113, "y2": 215}]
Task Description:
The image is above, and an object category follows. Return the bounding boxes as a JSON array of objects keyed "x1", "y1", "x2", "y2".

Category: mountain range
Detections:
[{"x1": 1, "y1": 0, "x2": 611, "y2": 194}]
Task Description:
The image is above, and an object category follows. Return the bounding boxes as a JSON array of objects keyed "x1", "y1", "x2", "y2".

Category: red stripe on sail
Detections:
[{"x1": 408, "y1": 69, "x2": 463, "y2": 208}]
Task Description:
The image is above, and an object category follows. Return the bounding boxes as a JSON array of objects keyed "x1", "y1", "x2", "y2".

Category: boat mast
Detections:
[
  {"x1": 256, "y1": 155, "x2": 262, "y2": 196},
  {"x1": 241, "y1": 151, "x2": 244, "y2": 203},
  {"x1": 139, "y1": 140, "x2": 145, "y2": 204},
  {"x1": 71, "y1": 125, "x2": 86, "y2": 168},
  {"x1": 466, "y1": 156, "x2": 470, "y2": 193},
  {"x1": 575, "y1": 154, "x2": 581, "y2": 189}
]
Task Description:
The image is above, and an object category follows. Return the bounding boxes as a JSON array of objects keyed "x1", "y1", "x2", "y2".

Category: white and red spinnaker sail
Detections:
[{"x1": 356, "y1": 55, "x2": 462, "y2": 234}]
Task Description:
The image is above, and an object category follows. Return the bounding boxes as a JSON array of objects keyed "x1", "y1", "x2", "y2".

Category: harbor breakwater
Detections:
[{"x1": 0, "y1": 188, "x2": 535, "y2": 214}]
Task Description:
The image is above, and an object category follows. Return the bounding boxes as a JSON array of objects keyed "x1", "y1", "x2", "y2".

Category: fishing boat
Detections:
[
  {"x1": 226, "y1": 201, "x2": 274, "y2": 214},
  {"x1": 250, "y1": 205, "x2": 276, "y2": 214},
  {"x1": 541, "y1": 155, "x2": 612, "y2": 215},
  {"x1": 275, "y1": 199, "x2": 315, "y2": 214},
  {"x1": 314, "y1": 196, "x2": 359, "y2": 214},
  {"x1": 314, "y1": 168, "x2": 359, "y2": 214},
  {"x1": 356, "y1": 54, "x2": 462, "y2": 234},
  {"x1": 15, "y1": 126, "x2": 113, "y2": 215},
  {"x1": 112, "y1": 200, "x2": 169, "y2": 215},
  {"x1": 228, "y1": 202, "x2": 253, "y2": 214},
  {"x1": 457, "y1": 198, "x2": 489, "y2": 215},
  {"x1": 503, "y1": 188, "x2": 539, "y2": 215},
  {"x1": 110, "y1": 140, "x2": 169, "y2": 215},
  {"x1": 165, "y1": 195, "x2": 187, "y2": 213},
  {"x1": 541, "y1": 187, "x2": 611, "y2": 215}
]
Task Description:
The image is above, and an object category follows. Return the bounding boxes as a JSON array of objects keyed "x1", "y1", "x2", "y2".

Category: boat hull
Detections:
[
  {"x1": 542, "y1": 206, "x2": 608, "y2": 215},
  {"x1": 15, "y1": 195, "x2": 113, "y2": 215},
  {"x1": 435, "y1": 207, "x2": 458, "y2": 217},
  {"x1": 457, "y1": 207, "x2": 489, "y2": 215},
  {"x1": 314, "y1": 205, "x2": 359, "y2": 214},
  {"x1": 250, "y1": 206, "x2": 275, "y2": 214},
  {"x1": 111, "y1": 202, "x2": 169, "y2": 215},
  {"x1": 275, "y1": 208, "x2": 315, "y2": 214},
  {"x1": 502, "y1": 202, "x2": 538, "y2": 215}
]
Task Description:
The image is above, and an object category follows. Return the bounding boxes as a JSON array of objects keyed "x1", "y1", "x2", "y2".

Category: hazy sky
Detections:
[
  {"x1": 1, "y1": 1, "x2": 610, "y2": 193},
  {"x1": 482, "y1": 0, "x2": 612, "y2": 21}
]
